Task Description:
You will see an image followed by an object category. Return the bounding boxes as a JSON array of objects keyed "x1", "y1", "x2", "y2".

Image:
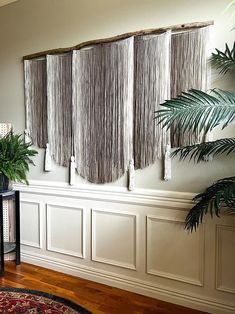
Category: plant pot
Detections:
[{"x1": 0, "y1": 174, "x2": 10, "y2": 192}]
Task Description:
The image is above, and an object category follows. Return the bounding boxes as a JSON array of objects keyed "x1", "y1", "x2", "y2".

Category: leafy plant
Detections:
[
  {"x1": 0, "y1": 131, "x2": 37, "y2": 184},
  {"x1": 155, "y1": 40, "x2": 235, "y2": 232},
  {"x1": 211, "y1": 43, "x2": 235, "y2": 74}
]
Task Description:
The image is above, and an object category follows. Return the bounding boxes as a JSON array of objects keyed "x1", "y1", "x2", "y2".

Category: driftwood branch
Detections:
[{"x1": 23, "y1": 21, "x2": 214, "y2": 60}]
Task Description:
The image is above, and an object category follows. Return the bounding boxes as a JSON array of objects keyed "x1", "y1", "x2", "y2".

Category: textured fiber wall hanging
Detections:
[
  {"x1": 171, "y1": 26, "x2": 211, "y2": 147},
  {"x1": 72, "y1": 38, "x2": 134, "y2": 184},
  {"x1": 47, "y1": 54, "x2": 73, "y2": 167},
  {"x1": 24, "y1": 59, "x2": 47, "y2": 148},
  {"x1": 23, "y1": 21, "x2": 213, "y2": 188}
]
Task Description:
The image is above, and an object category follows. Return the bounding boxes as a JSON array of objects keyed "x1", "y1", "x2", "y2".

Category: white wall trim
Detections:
[
  {"x1": 21, "y1": 251, "x2": 235, "y2": 314},
  {"x1": 146, "y1": 215, "x2": 205, "y2": 286},
  {"x1": 14, "y1": 180, "x2": 195, "y2": 209},
  {"x1": 46, "y1": 203, "x2": 85, "y2": 259},
  {"x1": 17, "y1": 180, "x2": 235, "y2": 313},
  {"x1": 21, "y1": 200, "x2": 43, "y2": 249},
  {"x1": 216, "y1": 224, "x2": 235, "y2": 294},
  {"x1": 91, "y1": 208, "x2": 138, "y2": 270}
]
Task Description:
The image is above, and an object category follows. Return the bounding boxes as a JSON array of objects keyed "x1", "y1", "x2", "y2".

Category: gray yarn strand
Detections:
[
  {"x1": 72, "y1": 38, "x2": 134, "y2": 183},
  {"x1": 133, "y1": 32, "x2": 171, "y2": 169},
  {"x1": 171, "y1": 26, "x2": 211, "y2": 147},
  {"x1": 24, "y1": 58, "x2": 48, "y2": 148},
  {"x1": 47, "y1": 53, "x2": 73, "y2": 167}
]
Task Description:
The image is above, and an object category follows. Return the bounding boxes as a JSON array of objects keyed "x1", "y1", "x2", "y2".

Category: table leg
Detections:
[
  {"x1": 15, "y1": 191, "x2": 20, "y2": 265},
  {"x1": 0, "y1": 195, "x2": 4, "y2": 275}
]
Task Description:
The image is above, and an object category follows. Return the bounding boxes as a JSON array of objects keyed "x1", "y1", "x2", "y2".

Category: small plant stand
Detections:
[{"x1": 0, "y1": 190, "x2": 20, "y2": 276}]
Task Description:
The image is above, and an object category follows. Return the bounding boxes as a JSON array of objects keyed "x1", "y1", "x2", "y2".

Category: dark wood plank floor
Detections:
[{"x1": 0, "y1": 262, "x2": 207, "y2": 314}]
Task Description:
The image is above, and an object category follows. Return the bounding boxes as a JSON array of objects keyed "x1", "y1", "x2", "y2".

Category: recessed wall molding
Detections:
[
  {"x1": 20, "y1": 200, "x2": 42, "y2": 249},
  {"x1": 91, "y1": 209, "x2": 138, "y2": 270},
  {"x1": 46, "y1": 203, "x2": 85, "y2": 258},
  {"x1": 216, "y1": 224, "x2": 235, "y2": 294},
  {"x1": 146, "y1": 215, "x2": 205, "y2": 286}
]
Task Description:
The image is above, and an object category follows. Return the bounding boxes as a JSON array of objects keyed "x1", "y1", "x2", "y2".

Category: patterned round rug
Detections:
[{"x1": 0, "y1": 287, "x2": 92, "y2": 313}]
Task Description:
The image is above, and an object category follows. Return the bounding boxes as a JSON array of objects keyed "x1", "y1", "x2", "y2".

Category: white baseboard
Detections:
[{"x1": 22, "y1": 251, "x2": 235, "y2": 314}]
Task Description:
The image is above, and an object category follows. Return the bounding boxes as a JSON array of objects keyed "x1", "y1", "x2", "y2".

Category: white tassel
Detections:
[
  {"x1": 128, "y1": 159, "x2": 135, "y2": 191},
  {"x1": 70, "y1": 156, "x2": 76, "y2": 185},
  {"x1": 203, "y1": 132, "x2": 213, "y2": 162},
  {"x1": 24, "y1": 129, "x2": 31, "y2": 144},
  {"x1": 164, "y1": 144, "x2": 171, "y2": 181},
  {"x1": 44, "y1": 143, "x2": 52, "y2": 172}
]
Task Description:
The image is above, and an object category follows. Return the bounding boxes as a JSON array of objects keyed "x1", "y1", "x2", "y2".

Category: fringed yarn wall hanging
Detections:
[
  {"x1": 24, "y1": 59, "x2": 47, "y2": 148},
  {"x1": 133, "y1": 32, "x2": 171, "y2": 180},
  {"x1": 72, "y1": 38, "x2": 134, "y2": 183},
  {"x1": 170, "y1": 26, "x2": 211, "y2": 147},
  {"x1": 47, "y1": 53, "x2": 73, "y2": 167},
  {"x1": 23, "y1": 21, "x2": 213, "y2": 186}
]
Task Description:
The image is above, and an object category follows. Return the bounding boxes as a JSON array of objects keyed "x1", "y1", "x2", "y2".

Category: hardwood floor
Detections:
[{"x1": 0, "y1": 261, "x2": 207, "y2": 314}]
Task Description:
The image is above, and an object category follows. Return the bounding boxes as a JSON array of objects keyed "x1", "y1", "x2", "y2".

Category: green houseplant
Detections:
[
  {"x1": 0, "y1": 130, "x2": 37, "y2": 191},
  {"x1": 155, "y1": 19, "x2": 235, "y2": 232}
]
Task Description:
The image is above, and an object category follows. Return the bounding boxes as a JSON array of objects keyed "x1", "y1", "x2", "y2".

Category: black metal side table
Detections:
[{"x1": 0, "y1": 190, "x2": 20, "y2": 276}]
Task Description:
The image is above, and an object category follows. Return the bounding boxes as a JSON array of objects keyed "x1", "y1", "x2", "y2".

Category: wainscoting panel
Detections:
[
  {"x1": 15, "y1": 180, "x2": 235, "y2": 314},
  {"x1": 147, "y1": 215, "x2": 204, "y2": 286},
  {"x1": 46, "y1": 203, "x2": 84, "y2": 258},
  {"x1": 20, "y1": 200, "x2": 42, "y2": 248},
  {"x1": 92, "y1": 209, "x2": 137, "y2": 269},
  {"x1": 216, "y1": 224, "x2": 235, "y2": 294}
]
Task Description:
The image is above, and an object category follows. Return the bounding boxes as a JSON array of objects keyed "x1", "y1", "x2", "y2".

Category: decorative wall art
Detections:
[
  {"x1": 23, "y1": 21, "x2": 213, "y2": 188},
  {"x1": 24, "y1": 59, "x2": 47, "y2": 148},
  {"x1": 72, "y1": 38, "x2": 134, "y2": 184},
  {"x1": 170, "y1": 26, "x2": 211, "y2": 147}
]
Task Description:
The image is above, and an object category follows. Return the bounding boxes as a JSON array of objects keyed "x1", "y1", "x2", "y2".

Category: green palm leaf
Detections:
[
  {"x1": 155, "y1": 89, "x2": 235, "y2": 134},
  {"x1": 171, "y1": 138, "x2": 235, "y2": 162},
  {"x1": 211, "y1": 42, "x2": 235, "y2": 74},
  {"x1": 185, "y1": 176, "x2": 235, "y2": 232}
]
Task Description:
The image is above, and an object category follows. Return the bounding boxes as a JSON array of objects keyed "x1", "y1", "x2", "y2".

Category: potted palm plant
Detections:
[
  {"x1": 155, "y1": 34, "x2": 235, "y2": 231},
  {"x1": 0, "y1": 130, "x2": 37, "y2": 191}
]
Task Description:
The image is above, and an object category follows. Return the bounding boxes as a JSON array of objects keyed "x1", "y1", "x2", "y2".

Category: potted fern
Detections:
[
  {"x1": 155, "y1": 34, "x2": 235, "y2": 231},
  {"x1": 0, "y1": 131, "x2": 37, "y2": 191}
]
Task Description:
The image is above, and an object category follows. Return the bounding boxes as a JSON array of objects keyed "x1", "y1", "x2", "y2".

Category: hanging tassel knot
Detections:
[
  {"x1": 128, "y1": 158, "x2": 135, "y2": 191},
  {"x1": 70, "y1": 156, "x2": 76, "y2": 185},
  {"x1": 164, "y1": 144, "x2": 172, "y2": 181},
  {"x1": 45, "y1": 143, "x2": 52, "y2": 172}
]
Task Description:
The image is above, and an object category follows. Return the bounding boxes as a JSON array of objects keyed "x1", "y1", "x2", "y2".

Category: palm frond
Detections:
[
  {"x1": 185, "y1": 176, "x2": 235, "y2": 232},
  {"x1": 171, "y1": 138, "x2": 235, "y2": 162},
  {"x1": 155, "y1": 89, "x2": 235, "y2": 134},
  {"x1": 211, "y1": 42, "x2": 235, "y2": 74}
]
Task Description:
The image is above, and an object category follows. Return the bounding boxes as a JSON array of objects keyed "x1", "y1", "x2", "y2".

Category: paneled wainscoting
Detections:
[{"x1": 14, "y1": 181, "x2": 235, "y2": 314}]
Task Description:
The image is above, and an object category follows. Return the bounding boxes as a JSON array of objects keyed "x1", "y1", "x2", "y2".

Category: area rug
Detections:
[{"x1": 0, "y1": 287, "x2": 92, "y2": 313}]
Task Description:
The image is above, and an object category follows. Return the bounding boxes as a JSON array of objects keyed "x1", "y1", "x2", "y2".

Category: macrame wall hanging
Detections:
[
  {"x1": 133, "y1": 32, "x2": 172, "y2": 180},
  {"x1": 171, "y1": 26, "x2": 211, "y2": 147},
  {"x1": 23, "y1": 21, "x2": 213, "y2": 188},
  {"x1": 24, "y1": 59, "x2": 47, "y2": 148},
  {"x1": 73, "y1": 38, "x2": 134, "y2": 183},
  {"x1": 47, "y1": 54, "x2": 73, "y2": 168}
]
